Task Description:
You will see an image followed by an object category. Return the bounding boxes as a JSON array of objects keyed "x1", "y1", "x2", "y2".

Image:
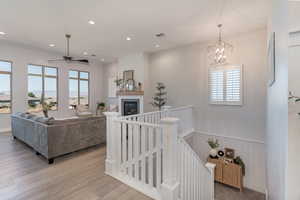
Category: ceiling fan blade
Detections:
[
  {"x1": 71, "y1": 59, "x2": 89, "y2": 64},
  {"x1": 48, "y1": 34, "x2": 89, "y2": 65},
  {"x1": 48, "y1": 58, "x2": 65, "y2": 62}
]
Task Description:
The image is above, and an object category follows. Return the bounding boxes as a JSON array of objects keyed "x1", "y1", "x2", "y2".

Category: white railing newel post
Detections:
[
  {"x1": 104, "y1": 112, "x2": 120, "y2": 176},
  {"x1": 162, "y1": 105, "x2": 172, "y2": 118},
  {"x1": 206, "y1": 162, "x2": 216, "y2": 200},
  {"x1": 160, "y1": 117, "x2": 180, "y2": 200}
]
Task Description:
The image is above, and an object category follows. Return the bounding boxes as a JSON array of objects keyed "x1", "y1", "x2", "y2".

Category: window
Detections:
[
  {"x1": 69, "y1": 70, "x2": 89, "y2": 109},
  {"x1": 209, "y1": 65, "x2": 242, "y2": 105},
  {"x1": 0, "y1": 61, "x2": 12, "y2": 114},
  {"x1": 28, "y1": 65, "x2": 58, "y2": 112}
]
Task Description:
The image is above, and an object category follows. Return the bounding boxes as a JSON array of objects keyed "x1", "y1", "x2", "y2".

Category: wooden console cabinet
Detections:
[{"x1": 208, "y1": 158, "x2": 243, "y2": 191}]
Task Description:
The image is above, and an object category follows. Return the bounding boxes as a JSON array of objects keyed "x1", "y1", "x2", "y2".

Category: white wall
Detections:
[
  {"x1": 103, "y1": 61, "x2": 118, "y2": 106},
  {"x1": 287, "y1": 26, "x2": 300, "y2": 200},
  {"x1": 266, "y1": 0, "x2": 288, "y2": 199},
  {"x1": 103, "y1": 53, "x2": 151, "y2": 111},
  {"x1": 118, "y1": 53, "x2": 148, "y2": 86},
  {"x1": 149, "y1": 29, "x2": 267, "y2": 142},
  {"x1": 147, "y1": 29, "x2": 267, "y2": 193},
  {"x1": 289, "y1": 2, "x2": 300, "y2": 32},
  {"x1": 0, "y1": 41, "x2": 104, "y2": 132}
]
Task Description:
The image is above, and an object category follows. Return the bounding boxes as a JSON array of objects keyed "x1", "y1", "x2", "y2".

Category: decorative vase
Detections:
[
  {"x1": 43, "y1": 109, "x2": 48, "y2": 118},
  {"x1": 96, "y1": 107, "x2": 105, "y2": 116},
  {"x1": 209, "y1": 148, "x2": 218, "y2": 158}
]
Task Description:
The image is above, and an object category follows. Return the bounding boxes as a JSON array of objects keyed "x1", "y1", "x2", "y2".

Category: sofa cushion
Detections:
[
  {"x1": 26, "y1": 114, "x2": 36, "y2": 119},
  {"x1": 20, "y1": 113, "x2": 27, "y2": 118},
  {"x1": 31, "y1": 115, "x2": 41, "y2": 121},
  {"x1": 34, "y1": 117, "x2": 55, "y2": 125},
  {"x1": 14, "y1": 112, "x2": 23, "y2": 117}
]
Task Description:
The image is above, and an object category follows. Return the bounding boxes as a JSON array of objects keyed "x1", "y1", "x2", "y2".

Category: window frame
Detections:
[
  {"x1": 208, "y1": 64, "x2": 243, "y2": 106},
  {"x1": 0, "y1": 60, "x2": 13, "y2": 114},
  {"x1": 68, "y1": 69, "x2": 90, "y2": 109},
  {"x1": 27, "y1": 64, "x2": 59, "y2": 112}
]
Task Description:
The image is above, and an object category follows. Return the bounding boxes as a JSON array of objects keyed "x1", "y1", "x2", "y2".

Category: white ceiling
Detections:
[{"x1": 0, "y1": 0, "x2": 269, "y2": 62}]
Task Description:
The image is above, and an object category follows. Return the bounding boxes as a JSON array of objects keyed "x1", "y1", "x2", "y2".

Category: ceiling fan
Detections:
[{"x1": 48, "y1": 34, "x2": 89, "y2": 64}]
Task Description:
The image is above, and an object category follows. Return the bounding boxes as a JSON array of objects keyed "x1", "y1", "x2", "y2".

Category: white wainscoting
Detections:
[{"x1": 185, "y1": 131, "x2": 266, "y2": 194}]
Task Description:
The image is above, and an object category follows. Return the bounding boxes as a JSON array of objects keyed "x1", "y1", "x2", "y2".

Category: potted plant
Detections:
[
  {"x1": 150, "y1": 82, "x2": 167, "y2": 111},
  {"x1": 40, "y1": 93, "x2": 55, "y2": 118},
  {"x1": 234, "y1": 156, "x2": 246, "y2": 176},
  {"x1": 115, "y1": 77, "x2": 124, "y2": 90},
  {"x1": 207, "y1": 138, "x2": 219, "y2": 158},
  {"x1": 97, "y1": 102, "x2": 106, "y2": 115}
]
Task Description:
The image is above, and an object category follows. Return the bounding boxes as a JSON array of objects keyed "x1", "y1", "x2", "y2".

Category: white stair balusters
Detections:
[{"x1": 104, "y1": 106, "x2": 215, "y2": 200}]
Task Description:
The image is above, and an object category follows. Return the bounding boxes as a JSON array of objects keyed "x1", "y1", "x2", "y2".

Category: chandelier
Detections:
[{"x1": 207, "y1": 24, "x2": 233, "y2": 65}]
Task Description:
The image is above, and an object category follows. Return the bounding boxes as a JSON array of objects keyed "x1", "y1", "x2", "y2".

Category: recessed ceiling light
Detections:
[
  {"x1": 0, "y1": 32, "x2": 6, "y2": 35},
  {"x1": 83, "y1": 52, "x2": 88, "y2": 55},
  {"x1": 155, "y1": 44, "x2": 160, "y2": 48},
  {"x1": 126, "y1": 37, "x2": 131, "y2": 41},
  {"x1": 49, "y1": 44, "x2": 55, "y2": 47},
  {"x1": 88, "y1": 20, "x2": 95, "y2": 25},
  {"x1": 101, "y1": 58, "x2": 105, "y2": 62}
]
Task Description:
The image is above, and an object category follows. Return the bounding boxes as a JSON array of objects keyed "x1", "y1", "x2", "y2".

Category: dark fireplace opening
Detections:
[{"x1": 122, "y1": 99, "x2": 140, "y2": 116}]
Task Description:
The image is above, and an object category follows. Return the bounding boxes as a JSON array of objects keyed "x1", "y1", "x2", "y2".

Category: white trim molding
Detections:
[{"x1": 195, "y1": 130, "x2": 265, "y2": 144}]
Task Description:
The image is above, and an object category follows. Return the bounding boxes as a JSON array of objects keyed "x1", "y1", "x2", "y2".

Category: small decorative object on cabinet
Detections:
[
  {"x1": 208, "y1": 157, "x2": 243, "y2": 191},
  {"x1": 217, "y1": 150, "x2": 225, "y2": 157},
  {"x1": 225, "y1": 147, "x2": 235, "y2": 159}
]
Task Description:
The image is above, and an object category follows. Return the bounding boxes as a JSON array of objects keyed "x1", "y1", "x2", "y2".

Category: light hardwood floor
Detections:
[
  {"x1": 0, "y1": 132, "x2": 264, "y2": 200},
  {"x1": 0, "y1": 132, "x2": 152, "y2": 200}
]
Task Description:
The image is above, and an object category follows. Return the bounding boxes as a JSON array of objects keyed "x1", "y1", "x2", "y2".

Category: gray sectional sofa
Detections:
[{"x1": 11, "y1": 113, "x2": 106, "y2": 164}]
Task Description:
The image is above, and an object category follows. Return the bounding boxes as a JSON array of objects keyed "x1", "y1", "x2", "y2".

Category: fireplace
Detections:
[
  {"x1": 118, "y1": 94, "x2": 143, "y2": 116},
  {"x1": 122, "y1": 99, "x2": 140, "y2": 116}
]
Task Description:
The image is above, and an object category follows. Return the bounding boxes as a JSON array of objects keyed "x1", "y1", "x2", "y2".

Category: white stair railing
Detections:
[
  {"x1": 104, "y1": 106, "x2": 215, "y2": 200},
  {"x1": 119, "y1": 109, "x2": 169, "y2": 124},
  {"x1": 178, "y1": 137, "x2": 215, "y2": 200},
  {"x1": 116, "y1": 119, "x2": 164, "y2": 199}
]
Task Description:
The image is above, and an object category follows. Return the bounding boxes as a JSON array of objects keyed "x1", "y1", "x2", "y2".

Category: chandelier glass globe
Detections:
[{"x1": 207, "y1": 24, "x2": 233, "y2": 65}]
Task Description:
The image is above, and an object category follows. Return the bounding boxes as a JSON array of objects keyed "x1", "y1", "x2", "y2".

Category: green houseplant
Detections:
[
  {"x1": 40, "y1": 92, "x2": 56, "y2": 118},
  {"x1": 150, "y1": 82, "x2": 167, "y2": 111},
  {"x1": 207, "y1": 138, "x2": 219, "y2": 158},
  {"x1": 234, "y1": 156, "x2": 246, "y2": 176},
  {"x1": 96, "y1": 102, "x2": 106, "y2": 115}
]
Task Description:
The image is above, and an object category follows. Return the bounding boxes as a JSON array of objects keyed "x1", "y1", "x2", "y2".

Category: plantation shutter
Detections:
[
  {"x1": 209, "y1": 65, "x2": 242, "y2": 105},
  {"x1": 209, "y1": 69, "x2": 224, "y2": 102},
  {"x1": 226, "y1": 68, "x2": 241, "y2": 103}
]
